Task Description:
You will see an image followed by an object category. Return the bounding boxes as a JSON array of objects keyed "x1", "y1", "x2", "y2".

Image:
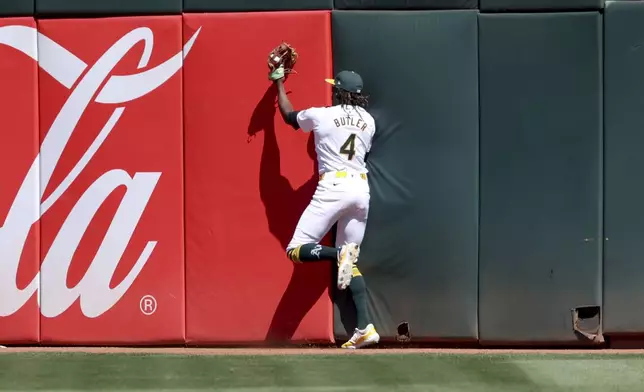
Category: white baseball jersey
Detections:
[{"x1": 296, "y1": 104, "x2": 376, "y2": 174}]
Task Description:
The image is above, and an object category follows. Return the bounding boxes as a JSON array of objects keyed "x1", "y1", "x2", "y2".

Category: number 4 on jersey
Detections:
[{"x1": 340, "y1": 134, "x2": 357, "y2": 160}]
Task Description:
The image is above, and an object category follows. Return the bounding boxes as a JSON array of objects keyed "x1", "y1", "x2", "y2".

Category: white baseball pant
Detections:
[{"x1": 286, "y1": 171, "x2": 370, "y2": 251}]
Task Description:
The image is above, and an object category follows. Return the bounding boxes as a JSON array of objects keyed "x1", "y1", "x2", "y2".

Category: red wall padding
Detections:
[
  {"x1": 0, "y1": 13, "x2": 335, "y2": 346},
  {"x1": 36, "y1": 16, "x2": 185, "y2": 344},
  {"x1": 183, "y1": 11, "x2": 334, "y2": 344},
  {"x1": 0, "y1": 18, "x2": 40, "y2": 344}
]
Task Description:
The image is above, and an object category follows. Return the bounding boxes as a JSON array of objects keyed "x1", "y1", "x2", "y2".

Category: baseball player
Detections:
[{"x1": 268, "y1": 61, "x2": 380, "y2": 349}]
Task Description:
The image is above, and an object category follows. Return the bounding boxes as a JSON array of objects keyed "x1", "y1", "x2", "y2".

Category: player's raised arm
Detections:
[
  {"x1": 274, "y1": 79, "x2": 299, "y2": 130},
  {"x1": 267, "y1": 42, "x2": 300, "y2": 130}
]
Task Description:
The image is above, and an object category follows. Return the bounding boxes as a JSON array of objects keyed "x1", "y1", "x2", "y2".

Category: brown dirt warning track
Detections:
[{"x1": 2, "y1": 347, "x2": 644, "y2": 355}]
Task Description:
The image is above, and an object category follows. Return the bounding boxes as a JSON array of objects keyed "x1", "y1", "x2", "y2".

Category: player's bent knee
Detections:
[{"x1": 286, "y1": 245, "x2": 303, "y2": 263}]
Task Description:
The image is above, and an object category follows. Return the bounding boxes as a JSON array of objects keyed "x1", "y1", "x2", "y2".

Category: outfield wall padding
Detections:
[
  {"x1": 0, "y1": 17, "x2": 40, "y2": 344},
  {"x1": 333, "y1": 0, "x2": 477, "y2": 9},
  {"x1": 0, "y1": 0, "x2": 33, "y2": 16},
  {"x1": 478, "y1": 12, "x2": 603, "y2": 344},
  {"x1": 331, "y1": 10, "x2": 479, "y2": 341},
  {"x1": 183, "y1": 11, "x2": 334, "y2": 344},
  {"x1": 183, "y1": 0, "x2": 332, "y2": 12},
  {"x1": 480, "y1": 0, "x2": 603, "y2": 11},
  {"x1": 36, "y1": 0, "x2": 181, "y2": 15},
  {"x1": 37, "y1": 16, "x2": 186, "y2": 345},
  {"x1": 1, "y1": 6, "x2": 642, "y2": 348},
  {"x1": 603, "y1": 1, "x2": 644, "y2": 335}
]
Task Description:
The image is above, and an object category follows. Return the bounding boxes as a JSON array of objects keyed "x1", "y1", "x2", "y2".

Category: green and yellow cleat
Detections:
[{"x1": 337, "y1": 243, "x2": 359, "y2": 290}]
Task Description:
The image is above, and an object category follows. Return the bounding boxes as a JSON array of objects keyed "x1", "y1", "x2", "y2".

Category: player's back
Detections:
[{"x1": 297, "y1": 104, "x2": 375, "y2": 174}]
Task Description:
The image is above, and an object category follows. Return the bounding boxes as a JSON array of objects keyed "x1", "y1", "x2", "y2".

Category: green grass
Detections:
[{"x1": 1, "y1": 353, "x2": 644, "y2": 391}]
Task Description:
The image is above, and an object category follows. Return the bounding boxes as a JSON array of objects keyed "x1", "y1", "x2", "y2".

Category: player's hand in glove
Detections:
[
  {"x1": 268, "y1": 65, "x2": 285, "y2": 81},
  {"x1": 267, "y1": 42, "x2": 298, "y2": 82}
]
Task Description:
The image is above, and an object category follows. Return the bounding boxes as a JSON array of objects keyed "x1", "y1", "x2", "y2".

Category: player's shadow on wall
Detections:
[{"x1": 248, "y1": 85, "x2": 332, "y2": 343}]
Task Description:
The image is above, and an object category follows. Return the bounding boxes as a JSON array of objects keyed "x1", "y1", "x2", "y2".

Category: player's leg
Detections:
[
  {"x1": 337, "y1": 216, "x2": 379, "y2": 349},
  {"x1": 335, "y1": 193, "x2": 380, "y2": 349},
  {"x1": 285, "y1": 185, "x2": 350, "y2": 265}
]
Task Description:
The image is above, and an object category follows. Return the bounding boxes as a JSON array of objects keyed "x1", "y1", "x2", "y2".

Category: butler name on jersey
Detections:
[{"x1": 295, "y1": 104, "x2": 375, "y2": 174}]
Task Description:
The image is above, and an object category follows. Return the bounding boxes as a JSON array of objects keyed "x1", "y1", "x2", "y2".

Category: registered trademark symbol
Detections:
[{"x1": 139, "y1": 295, "x2": 157, "y2": 316}]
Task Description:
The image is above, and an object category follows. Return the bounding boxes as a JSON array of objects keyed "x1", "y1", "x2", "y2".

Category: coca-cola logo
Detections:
[{"x1": 0, "y1": 25, "x2": 200, "y2": 319}]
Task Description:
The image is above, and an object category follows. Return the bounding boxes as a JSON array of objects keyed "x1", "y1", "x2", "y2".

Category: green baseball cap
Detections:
[{"x1": 325, "y1": 70, "x2": 363, "y2": 94}]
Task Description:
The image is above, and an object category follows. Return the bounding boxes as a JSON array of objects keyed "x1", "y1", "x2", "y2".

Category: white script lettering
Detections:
[{"x1": 0, "y1": 25, "x2": 200, "y2": 318}]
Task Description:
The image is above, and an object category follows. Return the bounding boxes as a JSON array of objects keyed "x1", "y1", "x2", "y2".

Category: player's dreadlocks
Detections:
[{"x1": 334, "y1": 88, "x2": 369, "y2": 109}]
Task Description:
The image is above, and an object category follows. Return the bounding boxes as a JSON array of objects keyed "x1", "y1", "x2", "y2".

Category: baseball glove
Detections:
[{"x1": 267, "y1": 42, "x2": 298, "y2": 81}]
